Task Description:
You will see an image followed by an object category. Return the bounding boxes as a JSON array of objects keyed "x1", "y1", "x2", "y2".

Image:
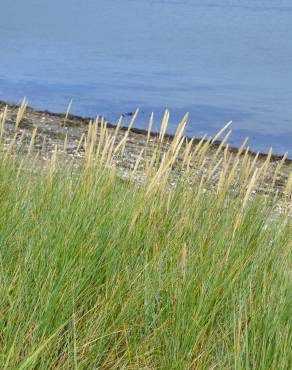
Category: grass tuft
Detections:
[{"x1": 0, "y1": 106, "x2": 291, "y2": 369}]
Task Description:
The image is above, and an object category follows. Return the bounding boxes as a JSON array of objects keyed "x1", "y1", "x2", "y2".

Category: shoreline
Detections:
[
  {"x1": 1, "y1": 99, "x2": 291, "y2": 164},
  {"x1": 0, "y1": 98, "x2": 291, "y2": 212}
]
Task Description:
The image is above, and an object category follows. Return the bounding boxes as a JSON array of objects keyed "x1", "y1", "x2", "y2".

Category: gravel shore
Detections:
[{"x1": 0, "y1": 100, "x2": 291, "y2": 200}]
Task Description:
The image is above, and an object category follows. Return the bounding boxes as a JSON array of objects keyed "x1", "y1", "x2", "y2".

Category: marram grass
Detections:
[{"x1": 0, "y1": 103, "x2": 291, "y2": 369}]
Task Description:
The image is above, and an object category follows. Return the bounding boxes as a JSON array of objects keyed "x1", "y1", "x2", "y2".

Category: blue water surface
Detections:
[{"x1": 0, "y1": 0, "x2": 292, "y2": 155}]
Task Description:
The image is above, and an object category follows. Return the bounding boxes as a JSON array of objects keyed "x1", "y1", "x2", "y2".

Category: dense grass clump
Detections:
[
  {"x1": 0, "y1": 103, "x2": 291, "y2": 368},
  {"x1": 0, "y1": 159, "x2": 290, "y2": 369}
]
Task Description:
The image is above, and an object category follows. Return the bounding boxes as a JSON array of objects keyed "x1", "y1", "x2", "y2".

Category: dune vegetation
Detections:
[{"x1": 0, "y1": 101, "x2": 291, "y2": 369}]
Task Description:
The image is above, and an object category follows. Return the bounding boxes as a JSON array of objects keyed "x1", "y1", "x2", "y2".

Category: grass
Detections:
[{"x1": 0, "y1": 103, "x2": 291, "y2": 369}]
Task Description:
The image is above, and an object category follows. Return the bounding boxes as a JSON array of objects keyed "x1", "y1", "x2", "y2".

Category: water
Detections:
[{"x1": 1, "y1": 0, "x2": 292, "y2": 155}]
